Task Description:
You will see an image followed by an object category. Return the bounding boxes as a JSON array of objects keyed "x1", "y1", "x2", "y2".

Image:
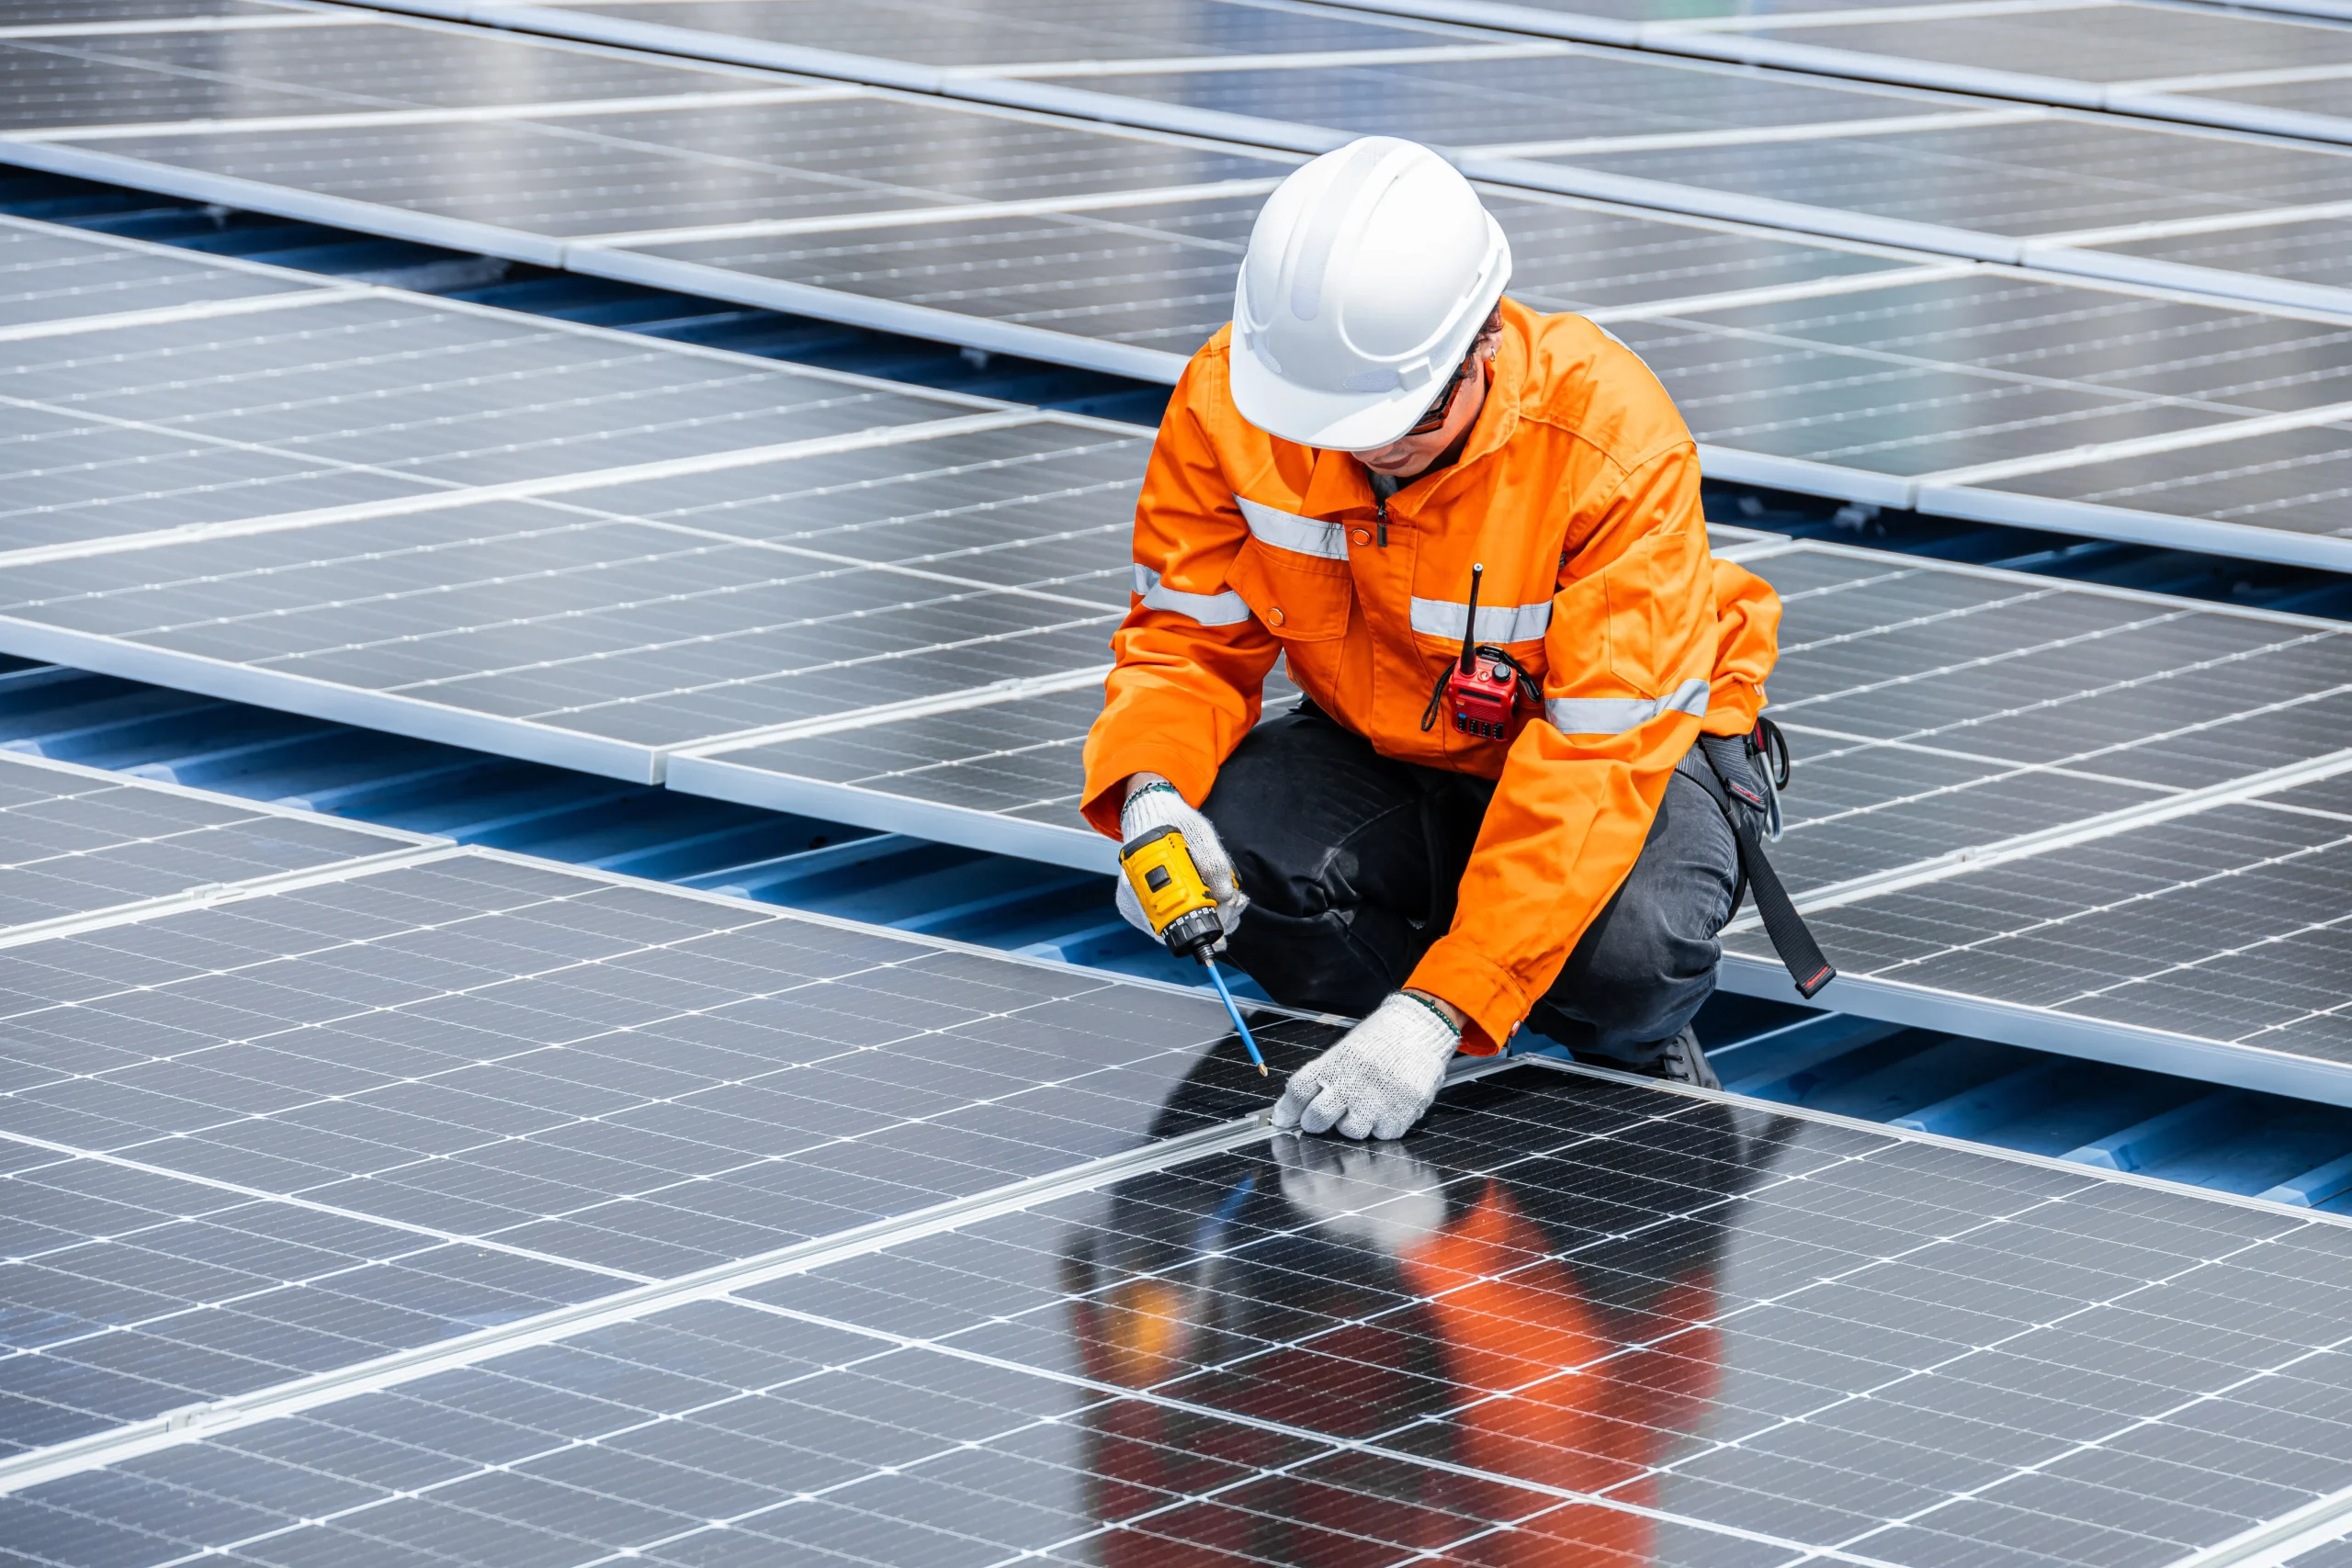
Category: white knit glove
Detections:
[
  {"x1": 1114, "y1": 782, "x2": 1248, "y2": 947},
  {"x1": 1273, "y1": 1135, "x2": 1446, "y2": 1251},
  {"x1": 1272, "y1": 993, "x2": 1462, "y2": 1141}
]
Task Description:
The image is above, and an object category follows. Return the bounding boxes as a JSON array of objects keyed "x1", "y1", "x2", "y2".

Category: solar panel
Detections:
[
  {"x1": 0, "y1": 838, "x2": 1329, "y2": 1451},
  {"x1": 17, "y1": 1063, "x2": 2352, "y2": 1568},
  {"x1": 0, "y1": 750, "x2": 432, "y2": 937},
  {"x1": 0, "y1": 216, "x2": 329, "y2": 333}
]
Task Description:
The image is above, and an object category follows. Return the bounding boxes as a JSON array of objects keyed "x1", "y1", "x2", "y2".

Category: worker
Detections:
[
  {"x1": 1060, "y1": 1089, "x2": 1772, "y2": 1559},
  {"x1": 1080, "y1": 134, "x2": 1798, "y2": 1142}
]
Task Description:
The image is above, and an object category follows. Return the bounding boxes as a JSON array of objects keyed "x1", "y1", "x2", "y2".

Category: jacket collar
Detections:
[{"x1": 1293, "y1": 308, "x2": 1528, "y2": 519}]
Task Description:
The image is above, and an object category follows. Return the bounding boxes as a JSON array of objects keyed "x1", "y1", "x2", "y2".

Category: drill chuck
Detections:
[{"x1": 1162, "y1": 906, "x2": 1224, "y2": 961}]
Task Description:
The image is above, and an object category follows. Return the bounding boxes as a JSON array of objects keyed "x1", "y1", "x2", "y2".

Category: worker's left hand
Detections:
[
  {"x1": 1272, "y1": 992, "x2": 1462, "y2": 1141},
  {"x1": 1114, "y1": 780, "x2": 1248, "y2": 946}
]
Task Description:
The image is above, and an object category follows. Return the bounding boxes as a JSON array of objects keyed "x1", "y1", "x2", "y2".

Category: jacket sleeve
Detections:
[
  {"x1": 1703, "y1": 558, "x2": 1780, "y2": 736},
  {"x1": 1407, "y1": 442, "x2": 1717, "y2": 1054},
  {"x1": 1080, "y1": 355, "x2": 1282, "y2": 837}
]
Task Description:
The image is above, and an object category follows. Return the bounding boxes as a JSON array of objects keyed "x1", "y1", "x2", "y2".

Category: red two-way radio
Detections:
[{"x1": 1421, "y1": 563, "x2": 1538, "y2": 743}]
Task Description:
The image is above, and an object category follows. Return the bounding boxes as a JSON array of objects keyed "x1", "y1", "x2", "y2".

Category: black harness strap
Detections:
[{"x1": 1679, "y1": 725, "x2": 1838, "y2": 1000}]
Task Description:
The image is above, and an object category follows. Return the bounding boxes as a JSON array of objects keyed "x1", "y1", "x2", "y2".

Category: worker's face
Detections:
[{"x1": 1349, "y1": 326, "x2": 1499, "y2": 478}]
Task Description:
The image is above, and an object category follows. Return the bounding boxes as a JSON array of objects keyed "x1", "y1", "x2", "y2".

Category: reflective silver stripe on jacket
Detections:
[
  {"x1": 1544, "y1": 678, "x2": 1712, "y2": 736},
  {"x1": 1409, "y1": 594, "x2": 1553, "y2": 644},
  {"x1": 1238, "y1": 496, "x2": 1348, "y2": 560},
  {"x1": 1133, "y1": 563, "x2": 1254, "y2": 626}
]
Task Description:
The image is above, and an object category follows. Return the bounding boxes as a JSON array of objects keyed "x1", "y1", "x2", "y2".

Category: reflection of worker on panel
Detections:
[
  {"x1": 1060, "y1": 1083, "x2": 1789, "y2": 1559},
  {"x1": 1082, "y1": 135, "x2": 1830, "y2": 1141}
]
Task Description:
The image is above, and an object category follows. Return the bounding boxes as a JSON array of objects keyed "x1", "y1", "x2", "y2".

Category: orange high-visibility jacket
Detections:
[{"x1": 1080, "y1": 298, "x2": 1781, "y2": 1054}]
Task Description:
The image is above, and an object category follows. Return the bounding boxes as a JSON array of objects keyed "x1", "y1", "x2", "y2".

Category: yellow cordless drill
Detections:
[{"x1": 1119, "y1": 824, "x2": 1268, "y2": 1075}]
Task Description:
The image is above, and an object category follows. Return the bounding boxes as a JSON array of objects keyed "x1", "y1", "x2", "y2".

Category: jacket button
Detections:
[
  {"x1": 1348, "y1": 527, "x2": 1371, "y2": 547},
  {"x1": 1267, "y1": 606, "x2": 1286, "y2": 626}
]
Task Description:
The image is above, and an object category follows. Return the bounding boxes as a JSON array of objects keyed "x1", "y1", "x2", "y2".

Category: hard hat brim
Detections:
[{"x1": 1228, "y1": 344, "x2": 1453, "y2": 452}]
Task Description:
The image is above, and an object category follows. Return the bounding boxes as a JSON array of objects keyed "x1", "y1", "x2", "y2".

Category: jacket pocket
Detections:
[{"x1": 1228, "y1": 538, "x2": 1353, "y2": 643}]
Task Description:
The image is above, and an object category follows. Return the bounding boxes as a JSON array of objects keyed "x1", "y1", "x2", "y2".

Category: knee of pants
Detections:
[
  {"x1": 1572, "y1": 911, "x2": 1725, "y2": 1041},
  {"x1": 1546, "y1": 775, "x2": 1739, "y2": 1043},
  {"x1": 1200, "y1": 710, "x2": 1432, "y2": 924}
]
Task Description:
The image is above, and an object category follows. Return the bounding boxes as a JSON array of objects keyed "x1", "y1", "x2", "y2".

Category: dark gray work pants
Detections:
[{"x1": 1202, "y1": 705, "x2": 1739, "y2": 1066}]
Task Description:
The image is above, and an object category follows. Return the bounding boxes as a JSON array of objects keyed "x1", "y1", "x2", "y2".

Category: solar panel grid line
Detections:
[
  {"x1": 0, "y1": 840, "x2": 466, "y2": 954},
  {"x1": 0, "y1": 1108, "x2": 1298, "y2": 1499},
  {"x1": 1786, "y1": 538, "x2": 2352, "y2": 635},
  {"x1": 0, "y1": 744, "x2": 447, "y2": 852},
  {"x1": 0, "y1": 1126, "x2": 657, "y2": 1288},
  {"x1": 953, "y1": 39, "x2": 1577, "y2": 79},
  {"x1": 0, "y1": 135, "x2": 578, "y2": 267},
  {"x1": 375, "y1": 270, "x2": 1068, "y2": 415},
  {"x1": 667, "y1": 664, "x2": 1113, "y2": 757},
  {"x1": 0, "y1": 209, "x2": 373, "y2": 293},
  {"x1": 0, "y1": 408, "x2": 1051, "y2": 572},
  {"x1": 1633, "y1": 288, "x2": 2352, "y2": 427},
  {"x1": 1573, "y1": 259, "x2": 1978, "y2": 322},
  {"x1": 2192, "y1": 1489, "x2": 2352, "y2": 1568},
  {"x1": 0, "y1": 13, "x2": 369, "y2": 42},
  {"x1": 2020, "y1": 243, "x2": 2352, "y2": 324},
  {"x1": 1910, "y1": 483, "x2": 2352, "y2": 574},
  {"x1": 2126, "y1": 61, "x2": 2352, "y2": 95},
  {"x1": 562, "y1": 174, "x2": 1291, "y2": 247},
  {"x1": 0, "y1": 285, "x2": 368, "y2": 345},
  {"x1": 8, "y1": 86, "x2": 860, "y2": 143},
  {"x1": 666, "y1": 747, "x2": 1112, "y2": 873},
  {"x1": 560, "y1": 225, "x2": 1195, "y2": 386},
  {"x1": 1641, "y1": 0, "x2": 2099, "y2": 36},
  {"x1": 1470, "y1": 104, "x2": 2052, "y2": 159}
]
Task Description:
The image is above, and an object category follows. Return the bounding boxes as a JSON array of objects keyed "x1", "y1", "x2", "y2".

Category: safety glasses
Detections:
[{"x1": 1401, "y1": 345, "x2": 1478, "y2": 437}]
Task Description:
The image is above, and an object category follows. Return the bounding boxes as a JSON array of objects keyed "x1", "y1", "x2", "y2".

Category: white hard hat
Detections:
[{"x1": 1229, "y1": 137, "x2": 1511, "y2": 450}]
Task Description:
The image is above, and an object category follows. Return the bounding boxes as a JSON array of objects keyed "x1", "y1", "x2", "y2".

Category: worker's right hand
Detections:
[
  {"x1": 1272, "y1": 992, "x2": 1462, "y2": 1141},
  {"x1": 1115, "y1": 778, "x2": 1248, "y2": 946}
]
